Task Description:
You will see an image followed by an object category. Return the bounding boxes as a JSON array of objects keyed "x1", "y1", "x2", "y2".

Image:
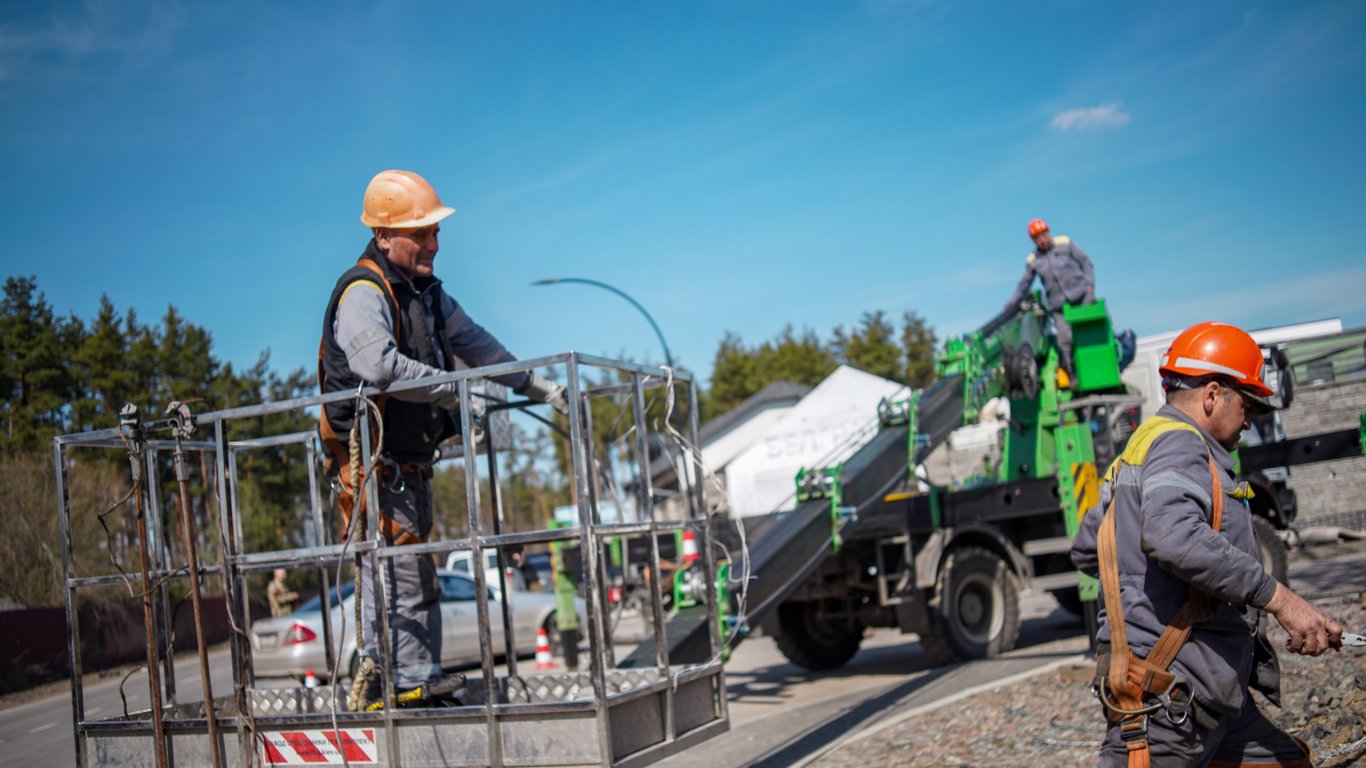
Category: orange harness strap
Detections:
[
  {"x1": 316, "y1": 259, "x2": 426, "y2": 547},
  {"x1": 1098, "y1": 455, "x2": 1224, "y2": 768}
]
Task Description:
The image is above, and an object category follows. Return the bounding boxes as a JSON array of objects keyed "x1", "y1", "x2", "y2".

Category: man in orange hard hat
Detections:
[
  {"x1": 318, "y1": 169, "x2": 568, "y2": 710},
  {"x1": 1004, "y1": 218, "x2": 1095, "y2": 385},
  {"x1": 1071, "y1": 321, "x2": 1340, "y2": 767}
]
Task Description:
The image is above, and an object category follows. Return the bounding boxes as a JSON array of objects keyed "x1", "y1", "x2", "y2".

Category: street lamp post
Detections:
[{"x1": 530, "y1": 277, "x2": 675, "y2": 369}]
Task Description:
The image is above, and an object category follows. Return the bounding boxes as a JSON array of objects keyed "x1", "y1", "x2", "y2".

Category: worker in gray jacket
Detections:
[
  {"x1": 1004, "y1": 218, "x2": 1095, "y2": 384},
  {"x1": 318, "y1": 169, "x2": 568, "y2": 710},
  {"x1": 1070, "y1": 321, "x2": 1340, "y2": 767}
]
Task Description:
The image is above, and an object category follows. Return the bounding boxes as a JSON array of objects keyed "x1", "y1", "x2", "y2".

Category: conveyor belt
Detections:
[{"x1": 618, "y1": 376, "x2": 968, "y2": 668}]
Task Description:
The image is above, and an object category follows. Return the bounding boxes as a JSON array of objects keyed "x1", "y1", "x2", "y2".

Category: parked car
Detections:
[
  {"x1": 446, "y1": 549, "x2": 516, "y2": 596},
  {"x1": 250, "y1": 570, "x2": 584, "y2": 682}
]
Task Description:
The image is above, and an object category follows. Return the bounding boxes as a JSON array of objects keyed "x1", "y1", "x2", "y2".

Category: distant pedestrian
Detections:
[
  {"x1": 1004, "y1": 218, "x2": 1095, "y2": 386},
  {"x1": 1071, "y1": 321, "x2": 1341, "y2": 767},
  {"x1": 267, "y1": 568, "x2": 299, "y2": 617}
]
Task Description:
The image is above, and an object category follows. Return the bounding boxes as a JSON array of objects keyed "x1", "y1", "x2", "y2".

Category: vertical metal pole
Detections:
[
  {"x1": 304, "y1": 440, "x2": 336, "y2": 676},
  {"x1": 171, "y1": 427, "x2": 223, "y2": 768},
  {"x1": 461, "y1": 379, "x2": 503, "y2": 767},
  {"x1": 213, "y1": 420, "x2": 251, "y2": 761},
  {"x1": 566, "y1": 356, "x2": 614, "y2": 764},
  {"x1": 128, "y1": 428, "x2": 170, "y2": 768},
  {"x1": 484, "y1": 442, "x2": 518, "y2": 675},
  {"x1": 54, "y1": 440, "x2": 88, "y2": 768},
  {"x1": 579, "y1": 394, "x2": 617, "y2": 668},
  {"x1": 632, "y1": 374, "x2": 674, "y2": 744},
  {"x1": 630, "y1": 374, "x2": 668, "y2": 662},
  {"x1": 358, "y1": 411, "x2": 401, "y2": 767},
  {"x1": 145, "y1": 454, "x2": 178, "y2": 709},
  {"x1": 688, "y1": 379, "x2": 727, "y2": 723}
]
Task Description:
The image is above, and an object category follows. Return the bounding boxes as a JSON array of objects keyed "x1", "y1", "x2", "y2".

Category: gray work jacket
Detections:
[
  {"x1": 1005, "y1": 235, "x2": 1095, "y2": 312},
  {"x1": 1070, "y1": 405, "x2": 1280, "y2": 718}
]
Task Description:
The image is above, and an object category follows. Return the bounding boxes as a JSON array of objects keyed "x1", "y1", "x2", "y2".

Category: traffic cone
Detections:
[
  {"x1": 304, "y1": 669, "x2": 319, "y2": 689},
  {"x1": 534, "y1": 628, "x2": 557, "y2": 670},
  {"x1": 682, "y1": 528, "x2": 699, "y2": 566}
]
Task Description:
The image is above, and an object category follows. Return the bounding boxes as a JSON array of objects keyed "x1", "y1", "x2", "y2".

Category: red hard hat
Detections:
[
  {"x1": 1027, "y1": 218, "x2": 1049, "y2": 237},
  {"x1": 1159, "y1": 321, "x2": 1273, "y2": 399}
]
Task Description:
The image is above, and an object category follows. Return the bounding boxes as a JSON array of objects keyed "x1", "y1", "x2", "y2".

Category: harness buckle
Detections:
[
  {"x1": 1119, "y1": 714, "x2": 1148, "y2": 744},
  {"x1": 378, "y1": 457, "x2": 406, "y2": 494},
  {"x1": 1156, "y1": 676, "x2": 1192, "y2": 726}
]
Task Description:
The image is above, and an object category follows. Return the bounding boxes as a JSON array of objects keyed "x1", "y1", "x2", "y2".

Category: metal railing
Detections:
[{"x1": 54, "y1": 352, "x2": 729, "y2": 767}]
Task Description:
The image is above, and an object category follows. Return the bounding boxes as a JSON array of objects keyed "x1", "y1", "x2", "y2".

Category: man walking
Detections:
[
  {"x1": 1004, "y1": 218, "x2": 1095, "y2": 385},
  {"x1": 1071, "y1": 321, "x2": 1341, "y2": 767},
  {"x1": 318, "y1": 169, "x2": 567, "y2": 710}
]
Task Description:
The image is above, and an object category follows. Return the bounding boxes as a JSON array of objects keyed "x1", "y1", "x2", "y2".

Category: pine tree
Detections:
[
  {"x1": 832, "y1": 311, "x2": 902, "y2": 381},
  {"x1": 901, "y1": 310, "x2": 939, "y2": 389}
]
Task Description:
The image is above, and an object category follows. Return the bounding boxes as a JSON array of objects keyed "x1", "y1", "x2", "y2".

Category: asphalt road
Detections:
[{"x1": 4, "y1": 549, "x2": 1361, "y2": 768}]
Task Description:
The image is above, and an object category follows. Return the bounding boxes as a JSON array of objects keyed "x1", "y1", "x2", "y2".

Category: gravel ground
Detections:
[{"x1": 814, "y1": 592, "x2": 1366, "y2": 768}]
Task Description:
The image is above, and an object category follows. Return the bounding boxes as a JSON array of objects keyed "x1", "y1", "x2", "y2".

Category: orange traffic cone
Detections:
[
  {"x1": 303, "y1": 669, "x2": 319, "y2": 689},
  {"x1": 682, "y1": 528, "x2": 699, "y2": 566},
  {"x1": 534, "y1": 628, "x2": 557, "y2": 670}
]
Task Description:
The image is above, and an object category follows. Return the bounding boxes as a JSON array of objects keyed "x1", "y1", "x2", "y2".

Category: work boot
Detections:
[{"x1": 364, "y1": 673, "x2": 467, "y2": 711}]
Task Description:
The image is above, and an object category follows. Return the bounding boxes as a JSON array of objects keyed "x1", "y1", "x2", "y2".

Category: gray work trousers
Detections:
[
  {"x1": 1098, "y1": 691, "x2": 1309, "y2": 767},
  {"x1": 1051, "y1": 309, "x2": 1075, "y2": 376},
  {"x1": 358, "y1": 468, "x2": 441, "y2": 689}
]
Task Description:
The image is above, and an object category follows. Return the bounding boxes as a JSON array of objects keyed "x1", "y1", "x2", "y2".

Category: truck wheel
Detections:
[
  {"x1": 1253, "y1": 516, "x2": 1289, "y2": 584},
  {"x1": 920, "y1": 546, "x2": 1020, "y2": 665},
  {"x1": 773, "y1": 600, "x2": 862, "y2": 671}
]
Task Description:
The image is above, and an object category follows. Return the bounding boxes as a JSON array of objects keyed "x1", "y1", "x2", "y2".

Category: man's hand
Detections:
[
  {"x1": 524, "y1": 374, "x2": 570, "y2": 415},
  {"x1": 1264, "y1": 582, "x2": 1343, "y2": 656},
  {"x1": 438, "y1": 391, "x2": 487, "y2": 443}
]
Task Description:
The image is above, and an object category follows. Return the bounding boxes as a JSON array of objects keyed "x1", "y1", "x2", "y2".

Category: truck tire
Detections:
[
  {"x1": 773, "y1": 600, "x2": 862, "y2": 671},
  {"x1": 920, "y1": 546, "x2": 1020, "y2": 665},
  {"x1": 1252, "y1": 516, "x2": 1289, "y2": 585}
]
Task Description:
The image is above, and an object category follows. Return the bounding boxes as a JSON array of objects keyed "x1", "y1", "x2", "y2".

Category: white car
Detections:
[{"x1": 250, "y1": 570, "x2": 583, "y2": 682}]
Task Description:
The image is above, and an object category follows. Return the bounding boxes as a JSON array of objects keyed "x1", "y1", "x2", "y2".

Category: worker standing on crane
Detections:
[
  {"x1": 1003, "y1": 218, "x2": 1095, "y2": 387},
  {"x1": 1070, "y1": 321, "x2": 1340, "y2": 767},
  {"x1": 318, "y1": 169, "x2": 568, "y2": 710}
]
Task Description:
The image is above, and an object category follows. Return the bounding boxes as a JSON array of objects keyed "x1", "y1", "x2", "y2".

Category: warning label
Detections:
[{"x1": 259, "y1": 728, "x2": 378, "y2": 765}]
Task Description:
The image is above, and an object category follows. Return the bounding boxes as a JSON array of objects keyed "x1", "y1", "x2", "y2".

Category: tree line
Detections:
[
  {"x1": 703, "y1": 310, "x2": 938, "y2": 419},
  {"x1": 0, "y1": 275, "x2": 940, "y2": 609}
]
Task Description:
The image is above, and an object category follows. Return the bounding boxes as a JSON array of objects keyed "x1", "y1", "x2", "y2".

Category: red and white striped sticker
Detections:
[{"x1": 259, "y1": 728, "x2": 378, "y2": 765}]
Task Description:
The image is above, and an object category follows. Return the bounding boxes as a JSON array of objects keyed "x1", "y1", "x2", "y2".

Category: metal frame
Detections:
[{"x1": 54, "y1": 353, "x2": 728, "y2": 767}]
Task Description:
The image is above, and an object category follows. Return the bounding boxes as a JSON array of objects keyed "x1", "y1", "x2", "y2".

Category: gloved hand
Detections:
[
  {"x1": 437, "y1": 390, "x2": 487, "y2": 443},
  {"x1": 523, "y1": 374, "x2": 569, "y2": 415}
]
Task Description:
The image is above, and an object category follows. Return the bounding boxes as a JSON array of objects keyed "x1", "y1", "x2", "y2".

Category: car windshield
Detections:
[{"x1": 295, "y1": 581, "x2": 355, "y2": 613}]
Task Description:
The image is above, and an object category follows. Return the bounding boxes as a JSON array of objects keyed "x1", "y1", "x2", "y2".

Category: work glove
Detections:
[
  {"x1": 438, "y1": 391, "x2": 487, "y2": 444},
  {"x1": 523, "y1": 374, "x2": 569, "y2": 415}
]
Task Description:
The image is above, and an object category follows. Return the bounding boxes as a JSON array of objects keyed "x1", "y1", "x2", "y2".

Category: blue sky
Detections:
[{"x1": 2, "y1": 1, "x2": 1364, "y2": 390}]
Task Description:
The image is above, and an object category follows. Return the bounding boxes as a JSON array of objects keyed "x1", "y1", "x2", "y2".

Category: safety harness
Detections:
[
  {"x1": 1093, "y1": 417, "x2": 1309, "y2": 768},
  {"x1": 1096, "y1": 423, "x2": 1220, "y2": 767},
  {"x1": 316, "y1": 258, "x2": 429, "y2": 547}
]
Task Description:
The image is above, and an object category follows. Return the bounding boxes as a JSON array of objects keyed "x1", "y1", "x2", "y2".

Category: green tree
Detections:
[
  {"x1": 901, "y1": 310, "x2": 939, "y2": 389},
  {"x1": 832, "y1": 310, "x2": 902, "y2": 381},
  {"x1": 70, "y1": 295, "x2": 137, "y2": 432},
  {"x1": 705, "y1": 326, "x2": 835, "y2": 420},
  {"x1": 0, "y1": 276, "x2": 77, "y2": 451}
]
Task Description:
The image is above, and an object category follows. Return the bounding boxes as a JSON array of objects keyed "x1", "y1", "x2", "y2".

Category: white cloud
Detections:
[{"x1": 1050, "y1": 102, "x2": 1131, "y2": 132}]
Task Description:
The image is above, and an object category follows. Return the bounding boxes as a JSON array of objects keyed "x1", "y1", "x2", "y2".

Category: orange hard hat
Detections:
[
  {"x1": 360, "y1": 170, "x2": 455, "y2": 229},
  {"x1": 1027, "y1": 218, "x2": 1049, "y2": 237},
  {"x1": 1159, "y1": 321, "x2": 1273, "y2": 399}
]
